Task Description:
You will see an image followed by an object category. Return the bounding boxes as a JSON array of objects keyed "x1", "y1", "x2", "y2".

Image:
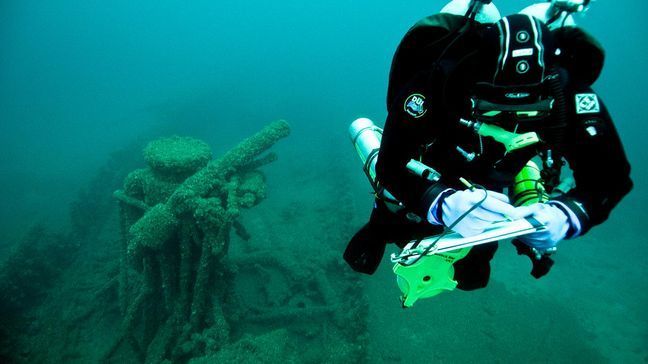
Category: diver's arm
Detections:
[
  {"x1": 386, "y1": 13, "x2": 467, "y2": 110},
  {"x1": 376, "y1": 74, "x2": 451, "y2": 219},
  {"x1": 377, "y1": 12, "x2": 472, "y2": 216},
  {"x1": 552, "y1": 90, "x2": 633, "y2": 237}
]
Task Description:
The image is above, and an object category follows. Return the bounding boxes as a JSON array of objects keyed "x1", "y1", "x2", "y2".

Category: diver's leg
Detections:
[
  {"x1": 344, "y1": 222, "x2": 384, "y2": 274},
  {"x1": 344, "y1": 200, "x2": 443, "y2": 274},
  {"x1": 453, "y1": 242, "x2": 498, "y2": 290},
  {"x1": 343, "y1": 200, "x2": 396, "y2": 274}
]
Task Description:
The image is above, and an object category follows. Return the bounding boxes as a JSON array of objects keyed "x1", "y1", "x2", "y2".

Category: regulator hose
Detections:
[{"x1": 540, "y1": 68, "x2": 568, "y2": 191}]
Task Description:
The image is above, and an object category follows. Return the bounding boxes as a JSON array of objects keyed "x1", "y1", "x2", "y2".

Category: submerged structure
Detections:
[
  {"x1": 1, "y1": 120, "x2": 369, "y2": 363},
  {"x1": 107, "y1": 121, "x2": 289, "y2": 361},
  {"x1": 105, "y1": 120, "x2": 368, "y2": 363}
]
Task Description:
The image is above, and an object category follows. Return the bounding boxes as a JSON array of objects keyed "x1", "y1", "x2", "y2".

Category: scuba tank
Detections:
[
  {"x1": 348, "y1": 118, "x2": 382, "y2": 191},
  {"x1": 348, "y1": 118, "x2": 403, "y2": 212},
  {"x1": 349, "y1": 118, "x2": 442, "y2": 212},
  {"x1": 520, "y1": 0, "x2": 591, "y2": 30},
  {"x1": 440, "y1": 0, "x2": 501, "y2": 23},
  {"x1": 512, "y1": 161, "x2": 550, "y2": 206}
]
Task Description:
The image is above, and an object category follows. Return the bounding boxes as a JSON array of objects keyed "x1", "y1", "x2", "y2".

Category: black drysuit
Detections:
[{"x1": 344, "y1": 14, "x2": 633, "y2": 289}]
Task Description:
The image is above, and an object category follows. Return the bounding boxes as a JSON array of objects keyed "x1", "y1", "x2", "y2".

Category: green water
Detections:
[{"x1": 1, "y1": 1, "x2": 646, "y2": 362}]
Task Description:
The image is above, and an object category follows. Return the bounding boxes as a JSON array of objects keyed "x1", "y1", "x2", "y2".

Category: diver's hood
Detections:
[
  {"x1": 518, "y1": 1, "x2": 605, "y2": 86},
  {"x1": 462, "y1": 14, "x2": 557, "y2": 108},
  {"x1": 481, "y1": 14, "x2": 556, "y2": 88},
  {"x1": 473, "y1": 12, "x2": 604, "y2": 103}
]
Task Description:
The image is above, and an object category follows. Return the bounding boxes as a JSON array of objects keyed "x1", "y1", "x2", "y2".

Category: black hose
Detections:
[
  {"x1": 540, "y1": 68, "x2": 568, "y2": 192},
  {"x1": 546, "y1": 68, "x2": 568, "y2": 150}
]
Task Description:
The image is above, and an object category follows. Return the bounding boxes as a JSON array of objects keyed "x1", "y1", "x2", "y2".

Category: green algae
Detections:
[
  {"x1": 105, "y1": 120, "x2": 291, "y2": 363},
  {"x1": 144, "y1": 136, "x2": 212, "y2": 177}
]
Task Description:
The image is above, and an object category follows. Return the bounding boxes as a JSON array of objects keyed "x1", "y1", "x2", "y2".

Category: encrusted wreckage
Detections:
[
  {"x1": 106, "y1": 120, "x2": 368, "y2": 363},
  {"x1": 107, "y1": 121, "x2": 289, "y2": 362}
]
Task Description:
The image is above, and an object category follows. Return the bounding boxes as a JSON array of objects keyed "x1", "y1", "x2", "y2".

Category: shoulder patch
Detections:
[
  {"x1": 404, "y1": 93, "x2": 428, "y2": 118},
  {"x1": 575, "y1": 93, "x2": 600, "y2": 114}
]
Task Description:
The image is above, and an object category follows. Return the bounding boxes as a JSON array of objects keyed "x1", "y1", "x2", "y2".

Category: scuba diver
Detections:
[{"x1": 344, "y1": 0, "x2": 633, "y2": 292}]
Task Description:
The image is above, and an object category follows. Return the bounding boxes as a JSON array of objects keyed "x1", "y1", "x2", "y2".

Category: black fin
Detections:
[
  {"x1": 343, "y1": 224, "x2": 387, "y2": 275},
  {"x1": 512, "y1": 239, "x2": 555, "y2": 279}
]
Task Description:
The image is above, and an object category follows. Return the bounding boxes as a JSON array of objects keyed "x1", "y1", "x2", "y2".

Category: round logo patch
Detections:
[
  {"x1": 516, "y1": 31, "x2": 530, "y2": 43},
  {"x1": 516, "y1": 60, "x2": 530, "y2": 74},
  {"x1": 404, "y1": 94, "x2": 427, "y2": 118}
]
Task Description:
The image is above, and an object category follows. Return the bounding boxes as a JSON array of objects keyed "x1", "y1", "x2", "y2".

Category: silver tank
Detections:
[{"x1": 348, "y1": 118, "x2": 401, "y2": 210}]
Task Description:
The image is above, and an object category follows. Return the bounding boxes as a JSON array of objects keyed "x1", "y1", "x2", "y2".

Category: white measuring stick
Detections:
[{"x1": 393, "y1": 218, "x2": 545, "y2": 263}]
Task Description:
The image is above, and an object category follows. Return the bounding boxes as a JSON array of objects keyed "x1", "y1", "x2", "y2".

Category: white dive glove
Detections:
[
  {"x1": 432, "y1": 189, "x2": 529, "y2": 238},
  {"x1": 517, "y1": 203, "x2": 571, "y2": 250}
]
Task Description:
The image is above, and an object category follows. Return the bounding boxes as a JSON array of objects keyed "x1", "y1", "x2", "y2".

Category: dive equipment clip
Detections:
[
  {"x1": 459, "y1": 118, "x2": 540, "y2": 152},
  {"x1": 406, "y1": 159, "x2": 441, "y2": 182}
]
